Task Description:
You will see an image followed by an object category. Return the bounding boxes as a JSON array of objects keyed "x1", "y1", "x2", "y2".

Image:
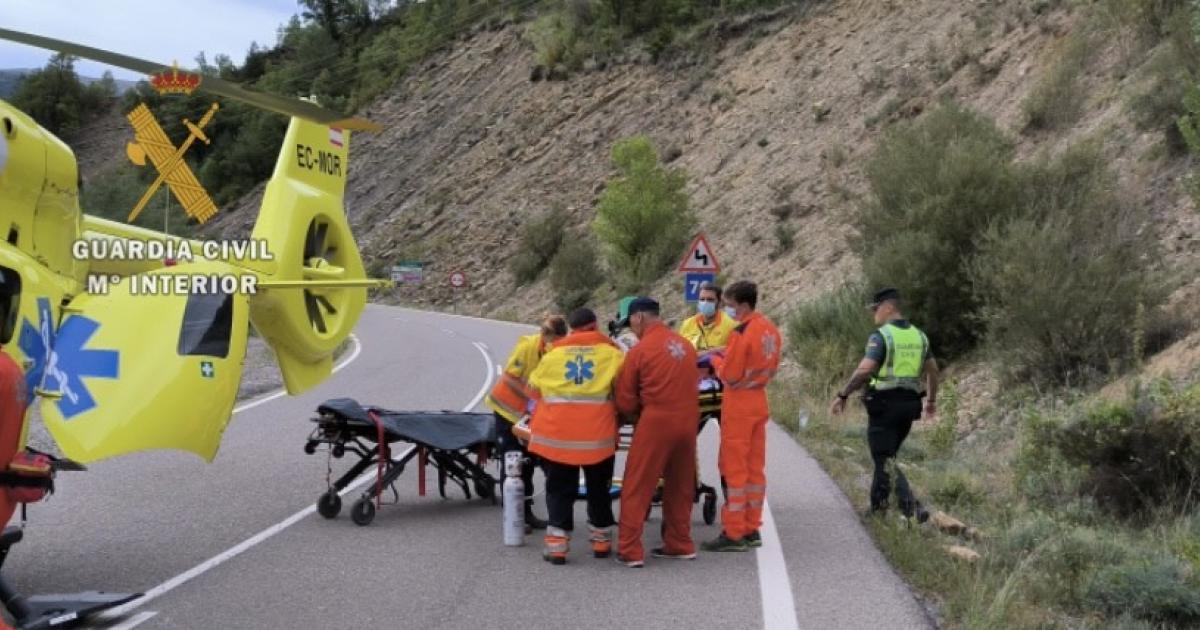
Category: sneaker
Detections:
[
  {"x1": 589, "y1": 526, "x2": 613, "y2": 559},
  {"x1": 543, "y1": 529, "x2": 569, "y2": 565},
  {"x1": 700, "y1": 533, "x2": 748, "y2": 552},
  {"x1": 651, "y1": 547, "x2": 697, "y2": 560},
  {"x1": 744, "y1": 531, "x2": 762, "y2": 548},
  {"x1": 616, "y1": 555, "x2": 644, "y2": 568}
]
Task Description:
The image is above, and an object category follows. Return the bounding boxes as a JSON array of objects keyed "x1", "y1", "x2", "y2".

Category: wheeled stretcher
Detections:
[{"x1": 303, "y1": 398, "x2": 499, "y2": 526}]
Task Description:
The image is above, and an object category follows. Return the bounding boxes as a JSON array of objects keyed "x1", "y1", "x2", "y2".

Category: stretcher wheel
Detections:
[
  {"x1": 351, "y1": 498, "x2": 376, "y2": 526},
  {"x1": 304, "y1": 441, "x2": 317, "y2": 455},
  {"x1": 332, "y1": 444, "x2": 346, "y2": 458},
  {"x1": 474, "y1": 477, "x2": 494, "y2": 500},
  {"x1": 703, "y1": 493, "x2": 717, "y2": 525},
  {"x1": 317, "y1": 491, "x2": 341, "y2": 519}
]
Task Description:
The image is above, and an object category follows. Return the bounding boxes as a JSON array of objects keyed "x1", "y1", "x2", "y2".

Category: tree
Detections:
[
  {"x1": 593, "y1": 135, "x2": 695, "y2": 294},
  {"x1": 12, "y1": 53, "x2": 88, "y2": 136}
]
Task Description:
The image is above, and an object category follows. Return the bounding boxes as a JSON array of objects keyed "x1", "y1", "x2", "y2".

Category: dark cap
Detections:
[
  {"x1": 568, "y1": 308, "x2": 597, "y2": 330},
  {"x1": 868, "y1": 287, "x2": 901, "y2": 309},
  {"x1": 627, "y1": 297, "x2": 660, "y2": 317}
]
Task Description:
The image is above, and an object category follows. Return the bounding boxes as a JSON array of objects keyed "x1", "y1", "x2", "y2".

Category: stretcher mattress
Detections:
[{"x1": 317, "y1": 398, "x2": 497, "y2": 450}]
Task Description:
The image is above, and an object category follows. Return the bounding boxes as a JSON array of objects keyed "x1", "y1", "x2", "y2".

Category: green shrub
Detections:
[
  {"x1": 997, "y1": 512, "x2": 1061, "y2": 561},
  {"x1": 970, "y1": 142, "x2": 1164, "y2": 385},
  {"x1": 549, "y1": 235, "x2": 604, "y2": 313},
  {"x1": 768, "y1": 224, "x2": 795, "y2": 260},
  {"x1": 510, "y1": 206, "x2": 570, "y2": 285},
  {"x1": 1101, "y1": 0, "x2": 1192, "y2": 43},
  {"x1": 1045, "y1": 381, "x2": 1200, "y2": 519},
  {"x1": 1030, "y1": 526, "x2": 1133, "y2": 606},
  {"x1": 928, "y1": 469, "x2": 986, "y2": 511},
  {"x1": 1084, "y1": 555, "x2": 1200, "y2": 624},
  {"x1": 859, "y1": 102, "x2": 1019, "y2": 358},
  {"x1": 1021, "y1": 31, "x2": 1090, "y2": 132},
  {"x1": 593, "y1": 136, "x2": 695, "y2": 294},
  {"x1": 1180, "y1": 83, "x2": 1200, "y2": 205},
  {"x1": 926, "y1": 377, "x2": 959, "y2": 456},
  {"x1": 786, "y1": 283, "x2": 875, "y2": 395}
]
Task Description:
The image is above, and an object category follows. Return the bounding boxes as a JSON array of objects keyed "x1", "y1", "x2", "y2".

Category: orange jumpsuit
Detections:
[
  {"x1": 614, "y1": 322, "x2": 700, "y2": 561},
  {"x1": 0, "y1": 351, "x2": 25, "y2": 527},
  {"x1": 716, "y1": 311, "x2": 782, "y2": 540}
]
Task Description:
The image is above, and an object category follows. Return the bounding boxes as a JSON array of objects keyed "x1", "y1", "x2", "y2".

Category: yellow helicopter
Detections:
[
  {"x1": 0, "y1": 28, "x2": 387, "y2": 628},
  {"x1": 0, "y1": 27, "x2": 386, "y2": 462}
]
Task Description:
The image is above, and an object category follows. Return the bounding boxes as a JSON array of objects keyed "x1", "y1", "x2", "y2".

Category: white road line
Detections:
[
  {"x1": 391, "y1": 307, "x2": 537, "y2": 330},
  {"x1": 107, "y1": 610, "x2": 157, "y2": 629},
  {"x1": 465, "y1": 342, "x2": 495, "y2": 412},
  {"x1": 96, "y1": 329, "x2": 494, "y2": 622},
  {"x1": 495, "y1": 364, "x2": 502, "y2": 376},
  {"x1": 231, "y1": 334, "x2": 363, "y2": 414},
  {"x1": 757, "y1": 498, "x2": 800, "y2": 630}
]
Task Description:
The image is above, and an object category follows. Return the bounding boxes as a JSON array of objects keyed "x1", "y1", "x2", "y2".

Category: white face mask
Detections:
[
  {"x1": 723, "y1": 306, "x2": 738, "y2": 319},
  {"x1": 698, "y1": 301, "x2": 717, "y2": 317}
]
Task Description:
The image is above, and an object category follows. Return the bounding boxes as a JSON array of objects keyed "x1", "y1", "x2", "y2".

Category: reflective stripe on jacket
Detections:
[
  {"x1": 527, "y1": 331, "x2": 624, "y2": 465},
  {"x1": 485, "y1": 333, "x2": 544, "y2": 423}
]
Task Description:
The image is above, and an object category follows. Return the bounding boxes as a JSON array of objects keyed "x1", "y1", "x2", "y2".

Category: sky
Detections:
[{"x1": 0, "y1": 0, "x2": 301, "y2": 81}]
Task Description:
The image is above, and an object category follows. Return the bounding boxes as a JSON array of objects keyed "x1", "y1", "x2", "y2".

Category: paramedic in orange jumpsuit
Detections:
[
  {"x1": 0, "y1": 347, "x2": 24, "y2": 529},
  {"x1": 613, "y1": 298, "x2": 699, "y2": 567},
  {"x1": 703, "y1": 280, "x2": 782, "y2": 552}
]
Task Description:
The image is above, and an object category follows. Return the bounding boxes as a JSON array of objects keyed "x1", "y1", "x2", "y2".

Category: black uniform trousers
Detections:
[
  {"x1": 494, "y1": 413, "x2": 535, "y2": 500},
  {"x1": 541, "y1": 456, "x2": 616, "y2": 532},
  {"x1": 863, "y1": 389, "x2": 923, "y2": 515}
]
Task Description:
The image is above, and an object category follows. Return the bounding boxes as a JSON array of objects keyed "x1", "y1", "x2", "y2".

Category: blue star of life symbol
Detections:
[
  {"x1": 18, "y1": 298, "x2": 119, "y2": 419},
  {"x1": 17, "y1": 297, "x2": 53, "y2": 409},
  {"x1": 565, "y1": 354, "x2": 594, "y2": 385},
  {"x1": 200, "y1": 361, "x2": 214, "y2": 378}
]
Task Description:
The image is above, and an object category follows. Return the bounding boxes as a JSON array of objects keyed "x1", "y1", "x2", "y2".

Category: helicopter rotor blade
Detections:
[{"x1": 0, "y1": 27, "x2": 380, "y2": 132}]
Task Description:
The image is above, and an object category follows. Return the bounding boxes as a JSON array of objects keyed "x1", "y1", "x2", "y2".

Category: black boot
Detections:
[{"x1": 524, "y1": 499, "x2": 548, "y2": 531}]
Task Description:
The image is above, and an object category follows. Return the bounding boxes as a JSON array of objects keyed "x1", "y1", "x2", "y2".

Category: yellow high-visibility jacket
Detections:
[{"x1": 678, "y1": 311, "x2": 738, "y2": 351}]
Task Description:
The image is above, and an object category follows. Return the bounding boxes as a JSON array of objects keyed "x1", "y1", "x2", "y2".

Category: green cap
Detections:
[{"x1": 616, "y1": 296, "x2": 637, "y2": 326}]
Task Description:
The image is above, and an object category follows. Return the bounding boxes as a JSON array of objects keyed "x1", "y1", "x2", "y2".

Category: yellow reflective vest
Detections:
[
  {"x1": 485, "y1": 333, "x2": 545, "y2": 423},
  {"x1": 678, "y1": 311, "x2": 738, "y2": 351},
  {"x1": 527, "y1": 331, "x2": 625, "y2": 465}
]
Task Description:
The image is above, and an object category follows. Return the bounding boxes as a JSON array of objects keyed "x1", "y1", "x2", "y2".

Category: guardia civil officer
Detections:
[{"x1": 830, "y1": 288, "x2": 937, "y2": 521}]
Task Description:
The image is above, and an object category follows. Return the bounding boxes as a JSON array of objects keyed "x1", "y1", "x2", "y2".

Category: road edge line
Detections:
[{"x1": 758, "y1": 498, "x2": 801, "y2": 630}]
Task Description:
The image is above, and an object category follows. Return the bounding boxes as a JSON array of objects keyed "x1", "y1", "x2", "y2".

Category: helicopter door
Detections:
[{"x1": 38, "y1": 261, "x2": 249, "y2": 463}]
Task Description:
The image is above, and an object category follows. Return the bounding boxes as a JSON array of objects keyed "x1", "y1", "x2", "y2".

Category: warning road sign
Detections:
[
  {"x1": 678, "y1": 234, "x2": 720, "y2": 273},
  {"x1": 449, "y1": 271, "x2": 467, "y2": 288}
]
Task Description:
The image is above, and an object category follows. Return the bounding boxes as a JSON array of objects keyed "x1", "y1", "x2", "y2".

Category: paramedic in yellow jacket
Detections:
[
  {"x1": 678, "y1": 283, "x2": 738, "y2": 353},
  {"x1": 527, "y1": 308, "x2": 625, "y2": 565},
  {"x1": 485, "y1": 314, "x2": 567, "y2": 532}
]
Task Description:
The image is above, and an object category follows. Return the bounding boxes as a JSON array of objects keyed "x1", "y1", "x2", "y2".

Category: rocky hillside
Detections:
[{"x1": 194, "y1": 0, "x2": 1197, "y2": 329}]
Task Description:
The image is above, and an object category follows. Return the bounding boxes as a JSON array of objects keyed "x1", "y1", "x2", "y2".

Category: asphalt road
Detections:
[{"x1": 7, "y1": 304, "x2": 932, "y2": 629}]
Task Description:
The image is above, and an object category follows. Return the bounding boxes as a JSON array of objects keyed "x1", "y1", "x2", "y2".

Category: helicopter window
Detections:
[
  {"x1": 0, "y1": 267, "x2": 19, "y2": 345},
  {"x1": 177, "y1": 291, "x2": 232, "y2": 358}
]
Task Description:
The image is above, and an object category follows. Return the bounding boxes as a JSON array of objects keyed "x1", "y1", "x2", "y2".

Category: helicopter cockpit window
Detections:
[
  {"x1": 0, "y1": 268, "x2": 19, "y2": 345},
  {"x1": 177, "y1": 291, "x2": 232, "y2": 358}
]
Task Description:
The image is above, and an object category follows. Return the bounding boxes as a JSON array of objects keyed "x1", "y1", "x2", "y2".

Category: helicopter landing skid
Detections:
[{"x1": 0, "y1": 528, "x2": 140, "y2": 629}]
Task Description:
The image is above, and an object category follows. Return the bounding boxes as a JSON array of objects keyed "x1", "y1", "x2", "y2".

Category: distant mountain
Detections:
[
  {"x1": 0, "y1": 68, "x2": 139, "y2": 99},
  {"x1": 0, "y1": 69, "x2": 34, "y2": 98}
]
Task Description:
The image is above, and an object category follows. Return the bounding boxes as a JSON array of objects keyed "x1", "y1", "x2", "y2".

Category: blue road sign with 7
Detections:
[{"x1": 684, "y1": 272, "x2": 715, "y2": 302}]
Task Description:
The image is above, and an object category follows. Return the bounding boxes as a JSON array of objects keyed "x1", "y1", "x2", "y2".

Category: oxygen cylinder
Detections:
[{"x1": 503, "y1": 451, "x2": 525, "y2": 546}]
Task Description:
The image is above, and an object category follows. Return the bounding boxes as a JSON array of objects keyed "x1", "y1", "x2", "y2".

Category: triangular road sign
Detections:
[{"x1": 678, "y1": 234, "x2": 720, "y2": 272}]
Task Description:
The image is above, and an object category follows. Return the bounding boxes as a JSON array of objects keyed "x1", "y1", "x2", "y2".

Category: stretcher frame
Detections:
[{"x1": 303, "y1": 403, "x2": 498, "y2": 526}]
